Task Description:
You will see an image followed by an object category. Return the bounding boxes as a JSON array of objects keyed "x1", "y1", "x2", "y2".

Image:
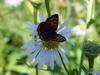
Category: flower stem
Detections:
[
  {"x1": 45, "y1": 0, "x2": 51, "y2": 17},
  {"x1": 34, "y1": 8, "x2": 38, "y2": 24},
  {"x1": 79, "y1": 37, "x2": 88, "y2": 75},
  {"x1": 66, "y1": 0, "x2": 71, "y2": 18},
  {"x1": 86, "y1": 0, "x2": 95, "y2": 23},
  {"x1": 58, "y1": 51, "x2": 70, "y2": 75},
  {"x1": 86, "y1": 1, "x2": 95, "y2": 74},
  {"x1": 79, "y1": 0, "x2": 95, "y2": 74},
  {"x1": 79, "y1": 51, "x2": 84, "y2": 75},
  {"x1": 33, "y1": 3, "x2": 38, "y2": 75},
  {"x1": 88, "y1": 58, "x2": 94, "y2": 75},
  {"x1": 35, "y1": 65, "x2": 38, "y2": 75}
]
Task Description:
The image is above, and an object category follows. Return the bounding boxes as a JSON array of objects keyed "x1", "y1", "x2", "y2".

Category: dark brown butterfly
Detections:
[{"x1": 37, "y1": 14, "x2": 66, "y2": 42}]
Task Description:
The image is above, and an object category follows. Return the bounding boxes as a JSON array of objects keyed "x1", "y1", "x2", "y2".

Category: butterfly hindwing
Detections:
[{"x1": 49, "y1": 34, "x2": 66, "y2": 42}]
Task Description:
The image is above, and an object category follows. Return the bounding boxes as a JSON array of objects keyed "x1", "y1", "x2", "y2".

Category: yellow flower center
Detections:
[
  {"x1": 80, "y1": 24, "x2": 86, "y2": 30},
  {"x1": 75, "y1": 2, "x2": 81, "y2": 7},
  {"x1": 42, "y1": 41, "x2": 60, "y2": 49}
]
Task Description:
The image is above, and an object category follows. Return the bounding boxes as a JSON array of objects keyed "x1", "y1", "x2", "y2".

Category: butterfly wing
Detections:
[
  {"x1": 37, "y1": 22, "x2": 49, "y2": 41},
  {"x1": 37, "y1": 14, "x2": 66, "y2": 42},
  {"x1": 45, "y1": 14, "x2": 58, "y2": 31},
  {"x1": 44, "y1": 14, "x2": 66, "y2": 42},
  {"x1": 49, "y1": 33, "x2": 66, "y2": 42}
]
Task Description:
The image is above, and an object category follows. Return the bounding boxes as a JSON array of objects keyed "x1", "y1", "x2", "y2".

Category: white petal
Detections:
[
  {"x1": 57, "y1": 24, "x2": 62, "y2": 31},
  {"x1": 25, "y1": 28, "x2": 38, "y2": 36},
  {"x1": 38, "y1": 57, "x2": 45, "y2": 69},
  {"x1": 21, "y1": 41, "x2": 34, "y2": 49},
  {"x1": 33, "y1": 48, "x2": 44, "y2": 66},
  {"x1": 66, "y1": 40, "x2": 74, "y2": 46},
  {"x1": 62, "y1": 18, "x2": 71, "y2": 26},
  {"x1": 45, "y1": 49, "x2": 51, "y2": 65},
  {"x1": 60, "y1": 45, "x2": 71, "y2": 57},
  {"x1": 33, "y1": 41, "x2": 41, "y2": 45},
  {"x1": 60, "y1": 32, "x2": 71, "y2": 38},
  {"x1": 58, "y1": 26, "x2": 72, "y2": 33},
  {"x1": 39, "y1": 14, "x2": 45, "y2": 22},
  {"x1": 25, "y1": 22, "x2": 38, "y2": 35},
  {"x1": 28, "y1": 44, "x2": 42, "y2": 62},
  {"x1": 33, "y1": 49, "x2": 48, "y2": 68},
  {"x1": 38, "y1": 62, "x2": 44, "y2": 69},
  {"x1": 38, "y1": 49, "x2": 48, "y2": 69},
  {"x1": 38, "y1": 58, "x2": 46, "y2": 69},
  {"x1": 5, "y1": 0, "x2": 23, "y2": 7},
  {"x1": 23, "y1": 48, "x2": 36, "y2": 56},
  {"x1": 78, "y1": 19, "x2": 85, "y2": 25},
  {"x1": 58, "y1": 49, "x2": 69, "y2": 64},
  {"x1": 35, "y1": 49, "x2": 44, "y2": 62},
  {"x1": 33, "y1": 50, "x2": 45, "y2": 69},
  {"x1": 26, "y1": 22, "x2": 36, "y2": 26},
  {"x1": 65, "y1": 26, "x2": 72, "y2": 31},
  {"x1": 33, "y1": 60, "x2": 38, "y2": 67},
  {"x1": 25, "y1": 23, "x2": 37, "y2": 30},
  {"x1": 54, "y1": 50, "x2": 62, "y2": 67},
  {"x1": 49, "y1": 50, "x2": 54, "y2": 70},
  {"x1": 25, "y1": 28, "x2": 34, "y2": 30},
  {"x1": 57, "y1": 18, "x2": 71, "y2": 31}
]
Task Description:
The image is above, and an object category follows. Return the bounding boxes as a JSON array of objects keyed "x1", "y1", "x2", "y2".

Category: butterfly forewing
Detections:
[
  {"x1": 49, "y1": 34, "x2": 66, "y2": 42},
  {"x1": 37, "y1": 22, "x2": 49, "y2": 41},
  {"x1": 45, "y1": 14, "x2": 58, "y2": 31}
]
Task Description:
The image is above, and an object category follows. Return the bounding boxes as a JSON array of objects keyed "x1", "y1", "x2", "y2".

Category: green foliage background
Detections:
[{"x1": 0, "y1": 0, "x2": 100, "y2": 75}]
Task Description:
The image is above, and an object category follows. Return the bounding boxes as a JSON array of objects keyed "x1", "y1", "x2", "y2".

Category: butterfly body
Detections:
[{"x1": 37, "y1": 14, "x2": 66, "y2": 42}]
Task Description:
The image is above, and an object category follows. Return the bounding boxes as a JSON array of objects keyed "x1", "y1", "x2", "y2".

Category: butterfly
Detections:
[{"x1": 37, "y1": 14, "x2": 66, "y2": 42}]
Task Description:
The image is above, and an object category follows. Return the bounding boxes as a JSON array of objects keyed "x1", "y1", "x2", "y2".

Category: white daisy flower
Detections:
[
  {"x1": 21, "y1": 14, "x2": 73, "y2": 70},
  {"x1": 4, "y1": 0, "x2": 23, "y2": 7},
  {"x1": 71, "y1": 2, "x2": 83, "y2": 12},
  {"x1": 72, "y1": 19, "x2": 92, "y2": 36}
]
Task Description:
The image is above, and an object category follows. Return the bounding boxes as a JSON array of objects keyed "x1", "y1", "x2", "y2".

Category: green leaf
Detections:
[
  {"x1": 81, "y1": 65, "x2": 88, "y2": 75},
  {"x1": 87, "y1": 19, "x2": 95, "y2": 28}
]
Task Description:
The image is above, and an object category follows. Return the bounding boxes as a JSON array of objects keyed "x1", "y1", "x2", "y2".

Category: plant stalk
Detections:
[
  {"x1": 45, "y1": 0, "x2": 51, "y2": 17},
  {"x1": 58, "y1": 51, "x2": 70, "y2": 75},
  {"x1": 88, "y1": 58, "x2": 94, "y2": 75}
]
